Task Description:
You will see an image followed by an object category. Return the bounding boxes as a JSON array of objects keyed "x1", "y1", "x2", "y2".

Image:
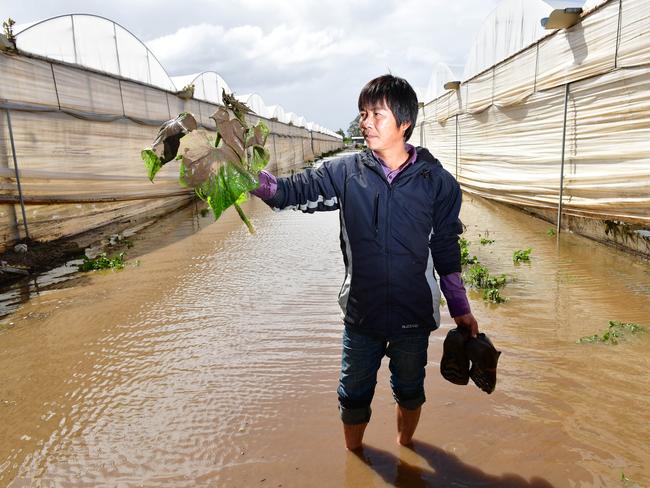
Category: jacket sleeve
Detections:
[
  {"x1": 429, "y1": 169, "x2": 464, "y2": 276},
  {"x1": 263, "y1": 159, "x2": 343, "y2": 213}
]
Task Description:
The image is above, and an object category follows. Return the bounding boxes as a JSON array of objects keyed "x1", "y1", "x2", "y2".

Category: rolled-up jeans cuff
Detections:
[
  {"x1": 395, "y1": 392, "x2": 426, "y2": 411},
  {"x1": 339, "y1": 404, "x2": 372, "y2": 425}
]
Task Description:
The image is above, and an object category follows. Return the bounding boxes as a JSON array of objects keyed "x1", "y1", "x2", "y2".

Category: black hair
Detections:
[{"x1": 357, "y1": 74, "x2": 418, "y2": 141}]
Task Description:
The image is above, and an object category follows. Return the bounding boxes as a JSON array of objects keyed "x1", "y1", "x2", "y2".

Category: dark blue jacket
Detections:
[{"x1": 264, "y1": 147, "x2": 463, "y2": 339}]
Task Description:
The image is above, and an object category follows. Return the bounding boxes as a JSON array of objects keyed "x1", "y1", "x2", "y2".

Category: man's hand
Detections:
[{"x1": 453, "y1": 312, "x2": 479, "y2": 338}]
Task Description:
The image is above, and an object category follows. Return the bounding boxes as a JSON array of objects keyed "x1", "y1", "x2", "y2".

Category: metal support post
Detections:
[
  {"x1": 455, "y1": 114, "x2": 459, "y2": 180},
  {"x1": 556, "y1": 83, "x2": 570, "y2": 235},
  {"x1": 6, "y1": 109, "x2": 30, "y2": 240}
]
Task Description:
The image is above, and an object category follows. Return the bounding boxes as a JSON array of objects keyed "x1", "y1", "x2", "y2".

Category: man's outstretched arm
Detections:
[{"x1": 250, "y1": 162, "x2": 343, "y2": 213}]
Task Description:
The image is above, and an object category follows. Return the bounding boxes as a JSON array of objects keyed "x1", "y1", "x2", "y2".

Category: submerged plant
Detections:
[
  {"x1": 142, "y1": 90, "x2": 270, "y2": 234},
  {"x1": 577, "y1": 321, "x2": 645, "y2": 345},
  {"x1": 465, "y1": 263, "x2": 490, "y2": 288},
  {"x1": 513, "y1": 248, "x2": 533, "y2": 263},
  {"x1": 483, "y1": 287, "x2": 507, "y2": 304},
  {"x1": 78, "y1": 252, "x2": 125, "y2": 272},
  {"x1": 460, "y1": 238, "x2": 479, "y2": 266},
  {"x1": 621, "y1": 472, "x2": 641, "y2": 488},
  {"x1": 546, "y1": 228, "x2": 556, "y2": 237},
  {"x1": 464, "y1": 263, "x2": 508, "y2": 304},
  {"x1": 479, "y1": 237, "x2": 495, "y2": 245}
]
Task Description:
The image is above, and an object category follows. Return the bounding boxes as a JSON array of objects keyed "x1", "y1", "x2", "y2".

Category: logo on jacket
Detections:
[{"x1": 402, "y1": 323, "x2": 420, "y2": 329}]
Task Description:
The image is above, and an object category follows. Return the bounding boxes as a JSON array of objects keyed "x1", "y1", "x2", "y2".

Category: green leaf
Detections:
[
  {"x1": 141, "y1": 149, "x2": 162, "y2": 182},
  {"x1": 78, "y1": 252, "x2": 125, "y2": 272},
  {"x1": 513, "y1": 248, "x2": 533, "y2": 263},
  {"x1": 577, "y1": 321, "x2": 645, "y2": 344},
  {"x1": 250, "y1": 145, "x2": 271, "y2": 173}
]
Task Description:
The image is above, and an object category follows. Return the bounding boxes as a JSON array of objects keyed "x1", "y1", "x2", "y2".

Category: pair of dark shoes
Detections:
[{"x1": 440, "y1": 327, "x2": 501, "y2": 394}]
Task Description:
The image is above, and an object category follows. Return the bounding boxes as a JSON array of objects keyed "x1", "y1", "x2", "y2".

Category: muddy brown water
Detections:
[{"x1": 1, "y1": 177, "x2": 649, "y2": 486}]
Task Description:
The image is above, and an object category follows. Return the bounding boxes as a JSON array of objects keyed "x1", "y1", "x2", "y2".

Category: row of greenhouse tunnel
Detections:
[{"x1": 12, "y1": 13, "x2": 341, "y2": 138}]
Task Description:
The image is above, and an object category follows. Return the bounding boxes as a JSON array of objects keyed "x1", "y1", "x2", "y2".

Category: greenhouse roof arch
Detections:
[
  {"x1": 424, "y1": 62, "x2": 457, "y2": 103},
  {"x1": 463, "y1": 0, "x2": 553, "y2": 80},
  {"x1": 15, "y1": 13, "x2": 176, "y2": 91},
  {"x1": 582, "y1": 0, "x2": 609, "y2": 11},
  {"x1": 235, "y1": 93, "x2": 270, "y2": 118},
  {"x1": 170, "y1": 71, "x2": 233, "y2": 105},
  {"x1": 266, "y1": 104, "x2": 286, "y2": 121},
  {"x1": 283, "y1": 111, "x2": 301, "y2": 126}
]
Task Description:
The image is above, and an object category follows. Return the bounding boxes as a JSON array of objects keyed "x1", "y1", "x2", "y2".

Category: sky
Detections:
[{"x1": 3, "y1": 0, "x2": 587, "y2": 132}]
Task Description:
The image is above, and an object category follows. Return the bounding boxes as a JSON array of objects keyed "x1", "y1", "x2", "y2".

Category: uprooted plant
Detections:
[
  {"x1": 463, "y1": 263, "x2": 508, "y2": 304},
  {"x1": 459, "y1": 237, "x2": 479, "y2": 266},
  {"x1": 141, "y1": 90, "x2": 270, "y2": 234},
  {"x1": 577, "y1": 321, "x2": 645, "y2": 345},
  {"x1": 513, "y1": 247, "x2": 533, "y2": 263},
  {"x1": 78, "y1": 252, "x2": 125, "y2": 272}
]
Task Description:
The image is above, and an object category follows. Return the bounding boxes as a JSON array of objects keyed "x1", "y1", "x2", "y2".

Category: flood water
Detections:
[{"x1": 1, "y1": 158, "x2": 649, "y2": 487}]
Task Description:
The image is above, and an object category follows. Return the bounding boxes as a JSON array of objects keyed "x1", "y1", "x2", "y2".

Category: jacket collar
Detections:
[{"x1": 360, "y1": 146, "x2": 440, "y2": 172}]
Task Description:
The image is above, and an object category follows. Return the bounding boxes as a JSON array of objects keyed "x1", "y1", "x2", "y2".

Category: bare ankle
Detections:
[{"x1": 343, "y1": 422, "x2": 368, "y2": 451}]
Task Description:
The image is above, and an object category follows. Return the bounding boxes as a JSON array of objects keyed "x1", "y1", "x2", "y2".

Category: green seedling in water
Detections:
[
  {"x1": 621, "y1": 472, "x2": 641, "y2": 488},
  {"x1": 459, "y1": 238, "x2": 479, "y2": 266},
  {"x1": 78, "y1": 252, "x2": 125, "y2": 272},
  {"x1": 577, "y1": 321, "x2": 645, "y2": 345},
  {"x1": 464, "y1": 263, "x2": 508, "y2": 304},
  {"x1": 465, "y1": 264, "x2": 506, "y2": 289},
  {"x1": 479, "y1": 237, "x2": 495, "y2": 245},
  {"x1": 483, "y1": 287, "x2": 507, "y2": 304},
  {"x1": 513, "y1": 248, "x2": 533, "y2": 263},
  {"x1": 546, "y1": 228, "x2": 556, "y2": 237},
  {"x1": 465, "y1": 263, "x2": 489, "y2": 288}
]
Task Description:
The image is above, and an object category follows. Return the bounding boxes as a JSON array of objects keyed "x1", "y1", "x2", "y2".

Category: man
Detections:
[{"x1": 251, "y1": 74, "x2": 478, "y2": 450}]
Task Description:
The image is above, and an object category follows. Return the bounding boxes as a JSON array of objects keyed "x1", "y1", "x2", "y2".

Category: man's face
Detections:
[{"x1": 359, "y1": 100, "x2": 410, "y2": 153}]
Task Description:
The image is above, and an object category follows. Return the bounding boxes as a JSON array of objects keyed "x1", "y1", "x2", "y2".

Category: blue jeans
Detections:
[{"x1": 337, "y1": 326, "x2": 430, "y2": 425}]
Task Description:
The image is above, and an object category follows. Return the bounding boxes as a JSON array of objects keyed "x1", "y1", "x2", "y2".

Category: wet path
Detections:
[{"x1": 1, "y1": 171, "x2": 649, "y2": 486}]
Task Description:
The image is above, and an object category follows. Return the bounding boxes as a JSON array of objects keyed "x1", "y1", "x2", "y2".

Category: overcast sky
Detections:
[{"x1": 4, "y1": 0, "x2": 586, "y2": 131}]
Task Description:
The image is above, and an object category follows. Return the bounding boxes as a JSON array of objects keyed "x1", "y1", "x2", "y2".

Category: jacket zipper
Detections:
[
  {"x1": 386, "y1": 186, "x2": 392, "y2": 328},
  {"x1": 373, "y1": 193, "x2": 379, "y2": 235}
]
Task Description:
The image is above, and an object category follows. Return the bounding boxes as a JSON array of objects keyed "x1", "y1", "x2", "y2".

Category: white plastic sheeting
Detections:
[
  {"x1": 0, "y1": 49, "x2": 343, "y2": 250},
  {"x1": 266, "y1": 105, "x2": 285, "y2": 121},
  {"x1": 15, "y1": 14, "x2": 176, "y2": 91},
  {"x1": 412, "y1": 0, "x2": 650, "y2": 226},
  {"x1": 14, "y1": 14, "x2": 339, "y2": 139},
  {"x1": 463, "y1": 0, "x2": 552, "y2": 80},
  {"x1": 170, "y1": 71, "x2": 233, "y2": 103},
  {"x1": 235, "y1": 93, "x2": 270, "y2": 118},
  {"x1": 423, "y1": 63, "x2": 458, "y2": 103}
]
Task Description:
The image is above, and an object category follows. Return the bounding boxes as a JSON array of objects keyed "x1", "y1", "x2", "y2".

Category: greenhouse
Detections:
[
  {"x1": 410, "y1": 0, "x2": 650, "y2": 255},
  {"x1": 0, "y1": 14, "x2": 343, "y2": 252}
]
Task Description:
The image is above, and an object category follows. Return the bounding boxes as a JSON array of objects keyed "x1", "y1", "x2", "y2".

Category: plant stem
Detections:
[{"x1": 234, "y1": 203, "x2": 255, "y2": 234}]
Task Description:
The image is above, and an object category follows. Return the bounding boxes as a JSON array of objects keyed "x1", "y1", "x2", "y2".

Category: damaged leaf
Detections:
[{"x1": 142, "y1": 93, "x2": 270, "y2": 233}]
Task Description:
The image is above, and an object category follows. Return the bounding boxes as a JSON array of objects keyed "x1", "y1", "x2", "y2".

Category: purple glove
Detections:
[
  {"x1": 250, "y1": 170, "x2": 278, "y2": 200},
  {"x1": 440, "y1": 272, "x2": 472, "y2": 317}
]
